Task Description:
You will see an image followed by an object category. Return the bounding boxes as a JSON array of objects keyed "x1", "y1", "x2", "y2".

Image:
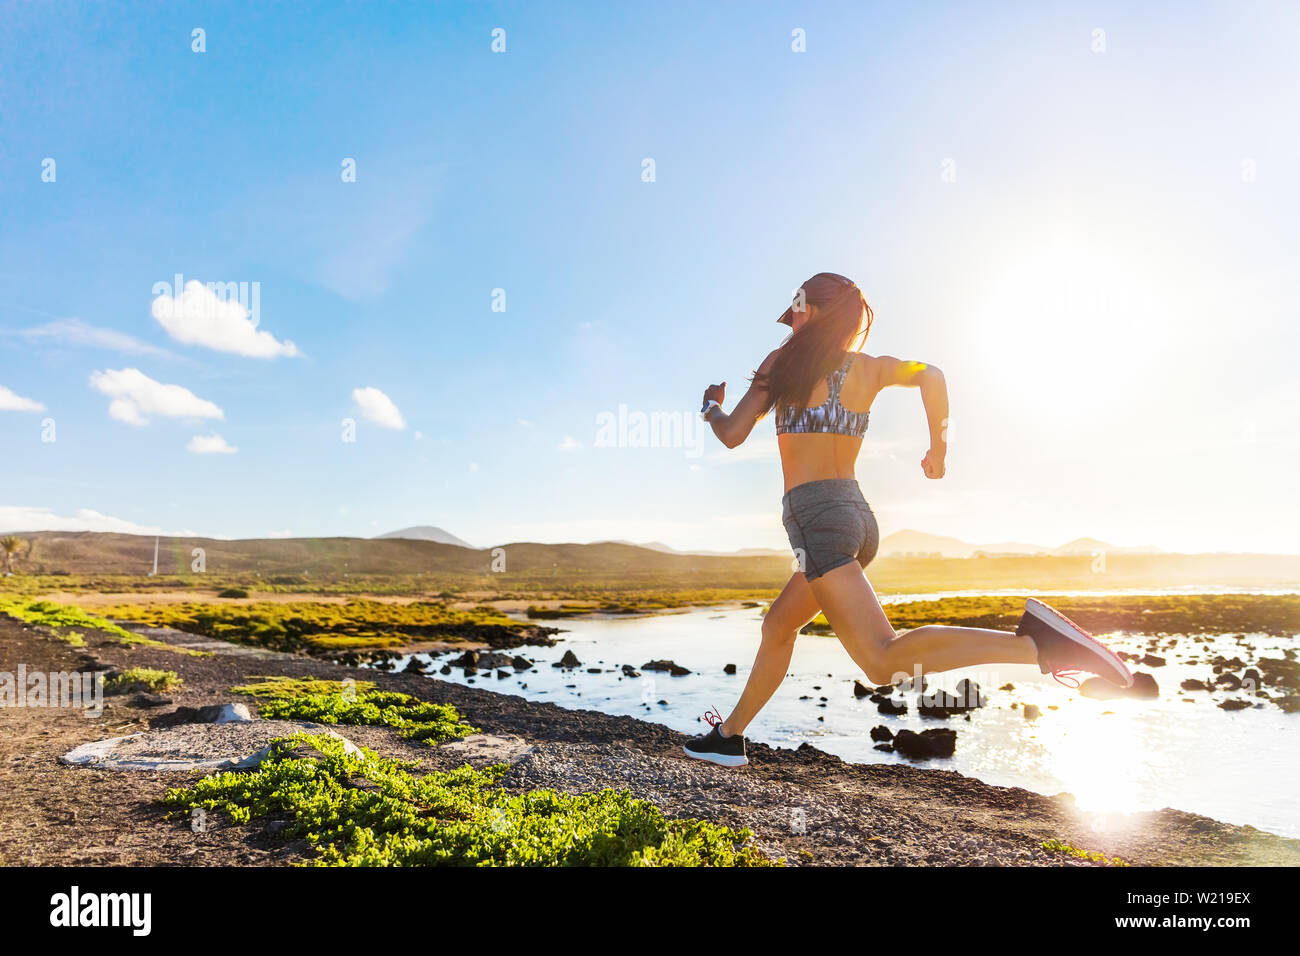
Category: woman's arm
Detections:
[
  {"x1": 701, "y1": 350, "x2": 779, "y2": 449},
  {"x1": 873, "y1": 356, "x2": 948, "y2": 479}
]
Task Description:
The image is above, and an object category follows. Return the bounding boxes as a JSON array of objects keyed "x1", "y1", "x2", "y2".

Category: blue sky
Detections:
[{"x1": 2, "y1": 2, "x2": 1298, "y2": 553}]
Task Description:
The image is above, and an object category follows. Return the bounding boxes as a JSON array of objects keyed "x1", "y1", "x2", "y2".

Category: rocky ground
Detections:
[{"x1": 2, "y1": 614, "x2": 1297, "y2": 867}]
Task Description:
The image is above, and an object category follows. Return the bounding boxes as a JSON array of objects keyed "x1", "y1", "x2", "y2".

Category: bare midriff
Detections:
[{"x1": 778, "y1": 433, "x2": 864, "y2": 492}]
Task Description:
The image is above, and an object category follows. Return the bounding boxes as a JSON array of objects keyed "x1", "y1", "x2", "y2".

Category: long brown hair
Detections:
[{"x1": 755, "y1": 283, "x2": 873, "y2": 415}]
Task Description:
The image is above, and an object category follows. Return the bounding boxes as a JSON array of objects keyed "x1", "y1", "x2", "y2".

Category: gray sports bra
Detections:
[{"x1": 774, "y1": 354, "x2": 870, "y2": 438}]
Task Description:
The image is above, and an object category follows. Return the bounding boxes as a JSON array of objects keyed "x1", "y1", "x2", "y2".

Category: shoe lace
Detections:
[
  {"x1": 702, "y1": 706, "x2": 724, "y2": 729},
  {"x1": 1050, "y1": 667, "x2": 1082, "y2": 689}
]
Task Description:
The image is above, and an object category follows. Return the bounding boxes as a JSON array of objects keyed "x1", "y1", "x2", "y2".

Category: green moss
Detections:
[
  {"x1": 107, "y1": 667, "x2": 182, "y2": 693},
  {"x1": 1041, "y1": 838, "x2": 1130, "y2": 866},
  {"x1": 256, "y1": 689, "x2": 477, "y2": 746},
  {"x1": 232, "y1": 675, "x2": 378, "y2": 699},
  {"x1": 95, "y1": 598, "x2": 542, "y2": 654},
  {"x1": 0, "y1": 595, "x2": 207, "y2": 654},
  {"x1": 164, "y1": 732, "x2": 772, "y2": 867}
]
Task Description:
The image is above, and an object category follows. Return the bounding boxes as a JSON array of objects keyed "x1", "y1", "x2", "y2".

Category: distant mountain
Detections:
[
  {"x1": 1052, "y1": 537, "x2": 1160, "y2": 556},
  {"x1": 880, "y1": 529, "x2": 1160, "y2": 559},
  {"x1": 374, "y1": 526, "x2": 475, "y2": 549},
  {"x1": 604, "y1": 540, "x2": 788, "y2": 558},
  {"x1": 879, "y1": 530, "x2": 992, "y2": 558}
]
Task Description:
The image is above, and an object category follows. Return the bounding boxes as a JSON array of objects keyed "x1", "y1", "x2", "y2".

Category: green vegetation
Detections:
[
  {"x1": 94, "y1": 599, "x2": 545, "y2": 653},
  {"x1": 164, "y1": 732, "x2": 771, "y2": 867},
  {"x1": 0, "y1": 595, "x2": 206, "y2": 654},
  {"x1": 1040, "y1": 839, "x2": 1130, "y2": 867},
  {"x1": 232, "y1": 675, "x2": 377, "y2": 699},
  {"x1": 106, "y1": 667, "x2": 182, "y2": 693},
  {"x1": 217, "y1": 588, "x2": 249, "y2": 598},
  {"x1": 237, "y1": 678, "x2": 477, "y2": 745},
  {"x1": 801, "y1": 593, "x2": 1300, "y2": 637}
]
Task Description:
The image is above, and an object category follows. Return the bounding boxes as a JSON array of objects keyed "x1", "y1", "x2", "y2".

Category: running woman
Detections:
[{"x1": 685, "y1": 272, "x2": 1132, "y2": 767}]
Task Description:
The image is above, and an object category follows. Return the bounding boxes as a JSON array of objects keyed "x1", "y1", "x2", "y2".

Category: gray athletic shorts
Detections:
[{"x1": 781, "y1": 478, "x2": 879, "y2": 582}]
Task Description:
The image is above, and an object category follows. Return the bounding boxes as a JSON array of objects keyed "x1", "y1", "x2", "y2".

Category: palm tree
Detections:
[{"x1": 1, "y1": 536, "x2": 23, "y2": 576}]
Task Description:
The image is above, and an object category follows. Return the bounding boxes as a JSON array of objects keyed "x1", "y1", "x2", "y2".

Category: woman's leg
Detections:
[
  {"x1": 720, "y1": 572, "x2": 821, "y2": 738},
  {"x1": 807, "y1": 562, "x2": 1037, "y2": 686}
]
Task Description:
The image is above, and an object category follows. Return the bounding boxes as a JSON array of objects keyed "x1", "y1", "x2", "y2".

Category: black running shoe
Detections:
[
  {"x1": 1016, "y1": 597, "x2": 1134, "y2": 688},
  {"x1": 683, "y1": 708, "x2": 748, "y2": 767}
]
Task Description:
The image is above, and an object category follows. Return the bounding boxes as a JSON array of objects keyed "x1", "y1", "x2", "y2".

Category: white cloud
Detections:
[
  {"x1": 265, "y1": 529, "x2": 293, "y2": 539},
  {"x1": 186, "y1": 433, "x2": 238, "y2": 454},
  {"x1": 0, "y1": 385, "x2": 45, "y2": 412},
  {"x1": 151, "y1": 279, "x2": 299, "y2": 358},
  {"x1": 15, "y1": 318, "x2": 173, "y2": 358},
  {"x1": 89, "y1": 368, "x2": 223, "y2": 426},
  {"x1": 556, "y1": 435, "x2": 581, "y2": 451},
  {"x1": 0, "y1": 506, "x2": 164, "y2": 535},
  {"x1": 351, "y1": 386, "x2": 405, "y2": 429}
]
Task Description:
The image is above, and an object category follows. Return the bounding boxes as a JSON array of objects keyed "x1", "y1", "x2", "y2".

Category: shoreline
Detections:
[{"x1": 2, "y1": 613, "x2": 1297, "y2": 866}]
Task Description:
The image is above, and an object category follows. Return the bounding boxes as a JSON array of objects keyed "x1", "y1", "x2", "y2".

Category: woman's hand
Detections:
[
  {"x1": 702, "y1": 381, "x2": 726, "y2": 410},
  {"x1": 921, "y1": 447, "x2": 945, "y2": 479}
]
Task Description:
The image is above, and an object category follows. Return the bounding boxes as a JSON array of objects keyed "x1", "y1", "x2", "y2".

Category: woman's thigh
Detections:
[
  {"x1": 763, "y1": 572, "x2": 823, "y2": 637},
  {"x1": 806, "y1": 562, "x2": 897, "y2": 658}
]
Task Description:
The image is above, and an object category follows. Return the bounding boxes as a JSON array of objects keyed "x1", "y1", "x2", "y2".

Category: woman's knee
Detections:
[
  {"x1": 860, "y1": 657, "x2": 896, "y2": 687},
  {"x1": 760, "y1": 613, "x2": 799, "y2": 646}
]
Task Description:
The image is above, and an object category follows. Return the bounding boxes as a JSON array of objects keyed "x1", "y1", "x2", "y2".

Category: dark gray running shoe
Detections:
[
  {"x1": 1017, "y1": 597, "x2": 1134, "y2": 688},
  {"x1": 683, "y1": 709, "x2": 748, "y2": 767}
]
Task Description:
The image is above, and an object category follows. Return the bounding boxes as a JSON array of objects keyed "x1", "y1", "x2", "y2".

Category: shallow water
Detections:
[{"x1": 384, "y1": 603, "x2": 1299, "y2": 839}]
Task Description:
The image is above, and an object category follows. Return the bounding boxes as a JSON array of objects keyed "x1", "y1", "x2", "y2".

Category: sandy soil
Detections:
[{"x1": 2, "y1": 615, "x2": 1297, "y2": 867}]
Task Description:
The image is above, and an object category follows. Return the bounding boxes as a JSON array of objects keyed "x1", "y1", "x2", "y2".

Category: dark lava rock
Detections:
[
  {"x1": 621, "y1": 664, "x2": 641, "y2": 678},
  {"x1": 1022, "y1": 703, "x2": 1042, "y2": 720},
  {"x1": 873, "y1": 743, "x2": 894, "y2": 753},
  {"x1": 1141, "y1": 654, "x2": 1167, "y2": 667},
  {"x1": 1258, "y1": 658, "x2": 1300, "y2": 691},
  {"x1": 999, "y1": 683, "x2": 1015, "y2": 691},
  {"x1": 448, "y1": 650, "x2": 479, "y2": 669},
  {"x1": 917, "y1": 687, "x2": 982, "y2": 718},
  {"x1": 1216, "y1": 672, "x2": 1243, "y2": 691},
  {"x1": 1274, "y1": 695, "x2": 1300, "y2": 713},
  {"x1": 497, "y1": 669, "x2": 510, "y2": 679},
  {"x1": 869, "y1": 725, "x2": 894, "y2": 742},
  {"x1": 1218, "y1": 699, "x2": 1251, "y2": 711},
  {"x1": 554, "y1": 650, "x2": 582, "y2": 668},
  {"x1": 853, "y1": 680, "x2": 871, "y2": 698},
  {"x1": 877, "y1": 698, "x2": 907, "y2": 716},
  {"x1": 1081, "y1": 672, "x2": 1159, "y2": 700},
  {"x1": 642, "y1": 659, "x2": 691, "y2": 676},
  {"x1": 892, "y1": 728, "x2": 957, "y2": 759},
  {"x1": 1181, "y1": 678, "x2": 1210, "y2": 691},
  {"x1": 402, "y1": 657, "x2": 427, "y2": 673},
  {"x1": 954, "y1": 678, "x2": 987, "y2": 708},
  {"x1": 586, "y1": 667, "x2": 603, "y2": 674},
  {"x1": 439, "y1": 665, "x2": 452, "y2": 675},
  {"x1": 511, "y1": 655, "x2": 533, "y2": 670},
  {"x1": 132, "y1": 693, "x2": 172, "y2": 708},
  {"x1": 723, "y1": 663, "x2": 737, "y2": 675},
  {"x1": 152, "y1": 703, "x2": 251, "y2": 727}
]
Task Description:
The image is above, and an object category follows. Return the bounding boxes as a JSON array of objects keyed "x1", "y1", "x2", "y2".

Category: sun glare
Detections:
[{"x1": 973, "y1": 222, "x2": 1174, "y2": 413}]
